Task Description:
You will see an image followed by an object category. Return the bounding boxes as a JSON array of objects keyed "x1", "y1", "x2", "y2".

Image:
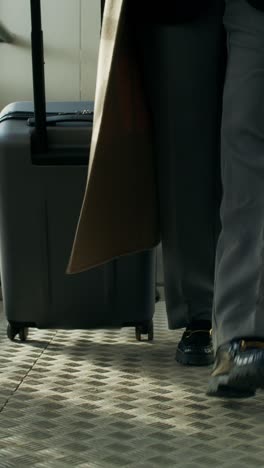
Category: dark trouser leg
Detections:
[
  {"x1": 213, "y1": 0, "x2": 264, "y2": 349},
  {"x1": 136, "y1": 0, "x2": 225, "y2": 329}
]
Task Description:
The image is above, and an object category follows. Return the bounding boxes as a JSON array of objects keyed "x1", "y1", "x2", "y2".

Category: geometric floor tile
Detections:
[{"x1": 0, "y1": 292, "x2": 264, "y2": 468}]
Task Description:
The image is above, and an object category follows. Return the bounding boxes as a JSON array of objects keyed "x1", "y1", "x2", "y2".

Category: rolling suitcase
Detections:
[{"x1": 0, "y1": 0, "x2": 156, "y2": 342}]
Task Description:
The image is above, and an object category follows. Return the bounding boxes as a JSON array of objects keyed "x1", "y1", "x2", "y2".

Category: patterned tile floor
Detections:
[{"x1": 0, "y1": 294, "x2": 264, "y2": 468}]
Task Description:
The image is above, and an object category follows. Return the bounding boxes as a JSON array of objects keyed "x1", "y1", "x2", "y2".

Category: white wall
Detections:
[{"x1": 0, "y1": 0, "x2": 100, "y2": 110}]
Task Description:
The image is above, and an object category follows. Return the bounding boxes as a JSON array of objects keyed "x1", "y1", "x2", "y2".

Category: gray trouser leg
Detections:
[
  {"x1": 136, "y1": 0, "x2": 225, "y2": 328},
  {"x1": 213, "y1": 0, "x2": 264, "y2": 349}
]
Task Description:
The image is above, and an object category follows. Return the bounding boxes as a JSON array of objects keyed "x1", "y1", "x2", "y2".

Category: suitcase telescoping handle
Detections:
[
  {"x1": 101, "y1": 0, "x2": 105, "y2": 24},
  {"x1": 30, "y1": 0, "x2": 47, "y2": 154},
  {"x1": 30, "y1": 0, "x2": 105, "y2": 154}
]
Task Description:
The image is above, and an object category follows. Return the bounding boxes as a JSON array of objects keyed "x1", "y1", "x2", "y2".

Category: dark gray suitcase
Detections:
[{"x1": 0, "y1": 0, "x2": 155, "y2": 342}]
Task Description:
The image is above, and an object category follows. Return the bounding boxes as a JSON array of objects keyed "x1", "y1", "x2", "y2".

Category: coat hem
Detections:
[{"x1": 66, "y1": 239, "x2": 160, "y2": 275}]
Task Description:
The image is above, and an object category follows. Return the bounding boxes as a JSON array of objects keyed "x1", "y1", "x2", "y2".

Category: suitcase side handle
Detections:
[
  {"x1": 28, "y1": 113, "x2": 93, "y2": 127},
  {"x1": 0, "y1": 110, "x2": 93, "y2": 125}
]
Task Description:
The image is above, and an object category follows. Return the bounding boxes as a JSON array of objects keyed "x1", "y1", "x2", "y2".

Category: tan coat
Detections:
[{"x1": 67, "y1": 0, "x2": 160, "y2": 274}]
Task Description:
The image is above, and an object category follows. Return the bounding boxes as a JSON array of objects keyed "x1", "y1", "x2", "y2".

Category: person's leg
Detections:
[
  {"x1": 208, "y1": 0, "x2": 264, "y2": 397},
  {"x1": 134, "y1": 0, "x2": 225, "y2": 364}
]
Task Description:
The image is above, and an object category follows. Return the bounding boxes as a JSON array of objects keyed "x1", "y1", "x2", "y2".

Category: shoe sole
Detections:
[
  {"x1": 176, "y1": 348, "x2": 214, "y2": 366},
  {"x1": 207, "y1": 362, "x2": 264, "y2": 398}
]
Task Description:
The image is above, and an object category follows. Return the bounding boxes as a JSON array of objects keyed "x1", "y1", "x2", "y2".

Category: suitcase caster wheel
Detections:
[
  {"x1": 19, "y1": 328, "x2": 28, "y2": 342},
  {"x1": 7, "y1": 324, "x2": 28, "y2": 342},
  {"x1": 155, "y1": 289, "x2": 160, "y2": 303},
  {"x1": 7, "y1": 323, "x2": 19, "y2": 341},
  {"x1": 135, "y1": 320, "x2": 154, "y2": 342},
  {"x1": 148, "y1": 324, "x2": 154, "y2": 342},
  {"x1": 135, "y1": 327, "x2": 142, "y2": 342}
]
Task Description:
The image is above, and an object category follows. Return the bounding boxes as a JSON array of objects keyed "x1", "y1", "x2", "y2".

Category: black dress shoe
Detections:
[
  {"x1": 175, "y1": 324, "x2": 214, "y2": 366},
  {"x1": 207, "y1": 339, "x2": 264, "y2": 398}
]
